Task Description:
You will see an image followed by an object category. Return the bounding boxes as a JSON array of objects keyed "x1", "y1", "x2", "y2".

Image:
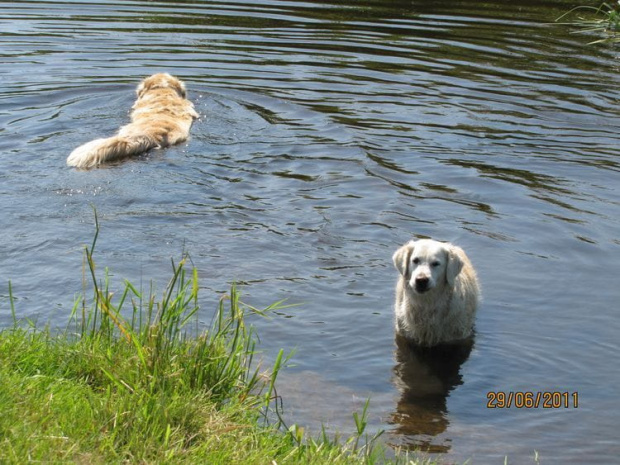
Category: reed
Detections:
[
  {"x1": 556, "y1": 2, "x2": 620, "y2": 43},
  {"x1": 0, "y1": 213, "x2": 435, "y2": 464}
]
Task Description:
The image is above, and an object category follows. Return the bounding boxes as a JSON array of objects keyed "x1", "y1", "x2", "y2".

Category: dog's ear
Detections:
[
  {"x1": 393, "y1": 241, "x2": 415, "y2": 278},
  {"x1": 446, "y1": 245, "x2": 464, "y2": 286},
  {"x1": 174, "y1": 80, "x2": 187, "y2": 98},
  {"x1": 136, "y1": 77, "x2": 154, "y2": 98},
  {"x1": 136, "y1": 80, "x2": 147, "y2": 98}
]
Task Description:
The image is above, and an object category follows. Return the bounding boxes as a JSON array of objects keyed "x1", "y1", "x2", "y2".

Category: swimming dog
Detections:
[{"x1": 67, "y1": 73, "x2": 198, "y2": 168}]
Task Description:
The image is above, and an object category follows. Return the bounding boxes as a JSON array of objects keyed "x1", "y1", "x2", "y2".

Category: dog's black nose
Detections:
[{"x1": 414, "y1": 276, "x2": 430, "y2": 292}]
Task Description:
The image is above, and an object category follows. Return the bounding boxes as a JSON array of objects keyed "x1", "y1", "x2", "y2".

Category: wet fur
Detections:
[
  {"x1": 67, "y1": 73, "x2": 198, "y2": 168},
  {"x1": 392, "y1": 239, "x2": 480, "y2": 346}
]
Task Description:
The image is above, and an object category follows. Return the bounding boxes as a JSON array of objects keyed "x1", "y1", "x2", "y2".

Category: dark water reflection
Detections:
[
  {"x1": 1, "y1": 0, "x2": 620, "y2": 462},
  {"x1": 390, "y1": 336, "x2": 474, "y2": 453}
]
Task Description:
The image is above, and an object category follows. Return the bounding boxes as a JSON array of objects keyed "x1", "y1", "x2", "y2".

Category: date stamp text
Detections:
[{"x1": 487, "y1": 391, "x2": 579, "y2": 409}]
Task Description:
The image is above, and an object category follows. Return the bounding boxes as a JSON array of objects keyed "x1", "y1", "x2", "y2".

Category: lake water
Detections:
[{"x1": 1, "y1": 0, "x2": 619, "y2": 462}]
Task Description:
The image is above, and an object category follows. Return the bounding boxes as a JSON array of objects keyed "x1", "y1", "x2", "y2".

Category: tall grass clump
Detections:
[
  {"x1": 0, "y1": 213, "x2": 435, "y2": 464},
  {"x1": 556, "y1": 1, "x2": 620, "y2": 43},
  {"x1": 0, "y1": 212, "x2": 285, "y2": 463}
]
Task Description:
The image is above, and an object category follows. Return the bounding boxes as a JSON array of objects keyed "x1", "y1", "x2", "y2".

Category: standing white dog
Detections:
[
  {"x1": 67, "y1": 73, "x2": 198, "y2": 168},
  {"x1": 392, "y1": 239, "x2": 480, "y2": 346}
]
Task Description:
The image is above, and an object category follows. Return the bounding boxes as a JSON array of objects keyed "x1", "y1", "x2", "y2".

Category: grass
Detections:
[
  {"x1": 556, "y1": 1, "x2": 620, "y2": 43},
  {"x1": 0, "y1": 213, "x2": 435, "y2": 464}
]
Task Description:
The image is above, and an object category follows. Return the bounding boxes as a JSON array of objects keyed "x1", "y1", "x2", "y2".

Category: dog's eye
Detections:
[
  {"x1": 431, "y1": 261, "x2": 441, "y2": 267},
  {"x1": 412, "y1": 257, "x2": 420, "y2": 265}
]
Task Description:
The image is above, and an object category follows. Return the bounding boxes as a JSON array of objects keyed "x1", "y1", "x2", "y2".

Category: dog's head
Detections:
[
  {"x1": 136, "y1": 73, "x2": 187, "y2": 99},
  {"x1": 392, "y1": 239, "x2": 464, "y2": 294}
]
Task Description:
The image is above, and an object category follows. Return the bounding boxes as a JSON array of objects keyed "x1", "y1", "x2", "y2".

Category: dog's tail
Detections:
[{"x1": 67, "y1": 133, "x2": 157, "y2": 169}]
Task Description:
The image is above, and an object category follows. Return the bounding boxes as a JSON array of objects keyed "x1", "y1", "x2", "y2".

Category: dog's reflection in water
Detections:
[{"x1": 389, "y1": 334, "x2": 473, "y2": 453}]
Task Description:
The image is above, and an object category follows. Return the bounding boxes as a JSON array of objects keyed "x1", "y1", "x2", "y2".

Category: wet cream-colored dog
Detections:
[
  {"x1": 393, "y1": 239, "x2": 480, "y2": 346},
  {"x1": 67, "y1": 73, "x2": 198, "y2": 168}
]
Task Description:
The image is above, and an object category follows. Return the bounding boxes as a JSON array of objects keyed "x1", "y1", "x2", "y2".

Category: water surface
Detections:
[{"x1": 1, "y1": 1, "x2": 619, "y2": 462}]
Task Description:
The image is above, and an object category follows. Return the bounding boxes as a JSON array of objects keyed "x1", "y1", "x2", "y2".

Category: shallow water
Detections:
[{"x1": 1, "y1": 0, "x2": 620, "y2": 462}]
